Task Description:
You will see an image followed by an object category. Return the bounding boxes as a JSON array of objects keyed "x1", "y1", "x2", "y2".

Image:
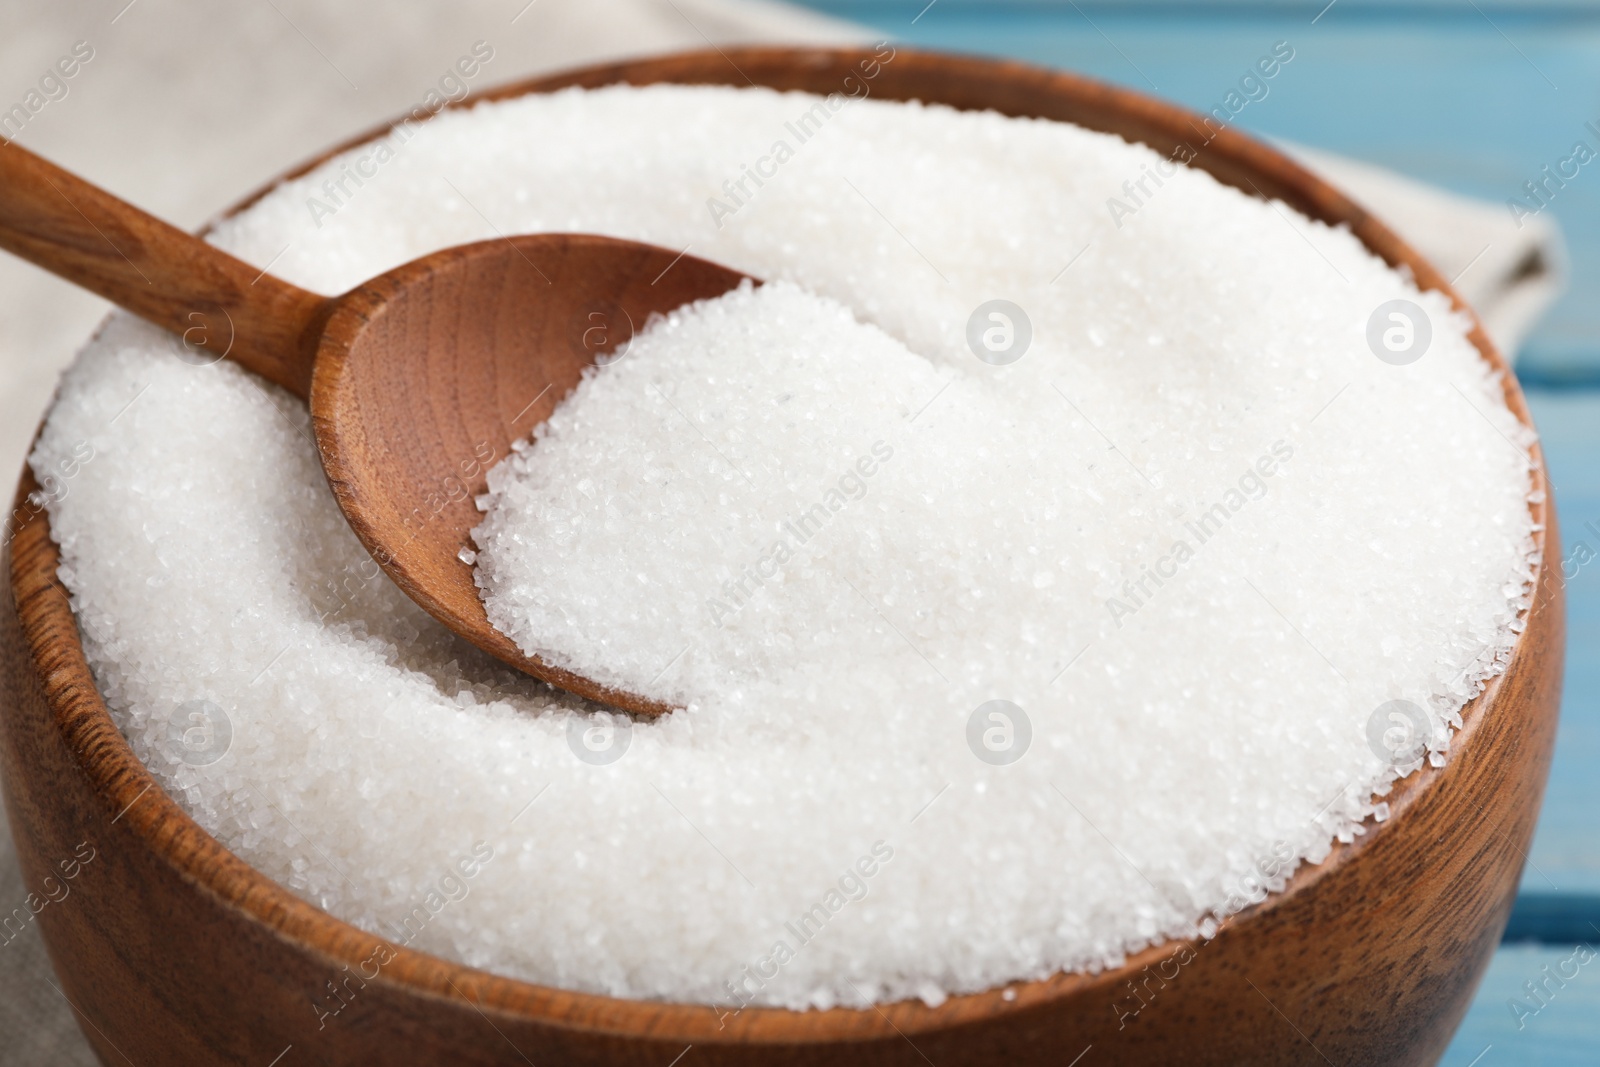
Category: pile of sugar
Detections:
[{"x1": 32, "y1": 83, "x2": 1537, "y2": 1011}]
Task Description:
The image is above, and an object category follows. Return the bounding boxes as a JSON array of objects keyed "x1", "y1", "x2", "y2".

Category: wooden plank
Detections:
[
  {"x1": 1442, "y1": 943, "x2": 1600, "y2": 1065},
  {"x1": 1503, "y1": 894, "x2": 1600, "y2": 942},
  {"x1": 1521, "y1": 390, "x2": 1600, "y2": 893}
]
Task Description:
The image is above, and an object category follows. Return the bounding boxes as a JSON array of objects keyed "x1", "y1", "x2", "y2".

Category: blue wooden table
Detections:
[{"x1": 796, "y1": 2, "x2": 1600, "y2": 1058}]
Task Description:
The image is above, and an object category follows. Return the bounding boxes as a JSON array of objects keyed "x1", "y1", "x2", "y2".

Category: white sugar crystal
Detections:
[{"x1": 29, "y1": 84, "x2": 1536, "y2": 1011}]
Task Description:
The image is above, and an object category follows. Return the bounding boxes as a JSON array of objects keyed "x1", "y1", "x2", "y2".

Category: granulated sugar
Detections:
[{"x1": 30, "y1": 84, "x2": 1538, "y2": 1011}]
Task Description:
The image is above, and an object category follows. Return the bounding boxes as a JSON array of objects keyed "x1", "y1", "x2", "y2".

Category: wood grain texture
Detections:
[
  {"x1": 0, "y1": 45, "x2": 1564, "y2": 1066},
  {"x1": 0, "y1": 140, "x2": 330, "y2": 398}
]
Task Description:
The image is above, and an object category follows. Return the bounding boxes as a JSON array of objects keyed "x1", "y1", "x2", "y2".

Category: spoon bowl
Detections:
[
  {"x1": 313, "y1": 234, "x2": 748, "y2": 715},
  {"x1": 0, "y1": 143, "x2": 748, "y2": 714}
]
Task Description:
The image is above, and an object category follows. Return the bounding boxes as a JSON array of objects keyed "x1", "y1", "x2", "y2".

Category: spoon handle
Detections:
[{"x1": 0, "y1": 143, "x2": 328, "y2": 398}]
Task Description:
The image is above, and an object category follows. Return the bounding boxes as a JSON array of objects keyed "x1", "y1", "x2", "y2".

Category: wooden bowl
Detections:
[{"x1": 0, "y1": 46, "x2": 1562, "y2": 1067}]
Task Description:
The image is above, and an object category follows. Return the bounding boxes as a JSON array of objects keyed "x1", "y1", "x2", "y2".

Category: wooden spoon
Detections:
[{"x1": 0, "y1": 143, "x2": 748, "y2": 716}]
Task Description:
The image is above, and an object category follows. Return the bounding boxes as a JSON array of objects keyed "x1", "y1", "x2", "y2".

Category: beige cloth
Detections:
[{"x1": 0, "y1": 1, "x2": 1564, "y2": 1062}]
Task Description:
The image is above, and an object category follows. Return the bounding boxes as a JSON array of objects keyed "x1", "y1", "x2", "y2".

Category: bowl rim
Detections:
[{"x1": 6, "y1": 43, "x2": 1553, "y2": 1048}]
